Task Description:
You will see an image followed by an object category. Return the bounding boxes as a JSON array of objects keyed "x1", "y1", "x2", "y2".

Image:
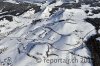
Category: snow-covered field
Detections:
[{"x1": 0, "y1": 0, "x2": 100, "y2": 66}]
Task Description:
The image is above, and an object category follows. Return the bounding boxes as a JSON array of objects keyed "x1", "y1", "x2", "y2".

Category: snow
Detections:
[
  {"x1": 21, "y1": 8, "x2": 35, "y2": 18},
  {"x1": 4, "y1": 0, "x2": 19, "y2": 4},
  {"x1": 0, "y1": 1, "x2": 99, "y2": 66},
  {"x1": 40, "y1": 6, "x2": 52, "y2": 19},
  {"x1": 96, "y1": 37, "x2": 100, "y2": 41}
]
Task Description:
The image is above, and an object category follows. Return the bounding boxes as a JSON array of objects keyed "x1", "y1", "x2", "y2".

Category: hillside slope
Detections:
[{"x1": 0, "y1": 1, "x2": 100, "y2": 66}]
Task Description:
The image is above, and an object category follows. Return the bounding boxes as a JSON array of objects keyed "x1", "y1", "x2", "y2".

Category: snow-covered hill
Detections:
[{"x1": 0, "y1": 0, "x2": 100, "y2": 66}]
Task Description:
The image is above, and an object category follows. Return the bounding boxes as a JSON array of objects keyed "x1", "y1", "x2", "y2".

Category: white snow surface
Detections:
[
  {"x1": 0, "y1": 2, "x2": 98, "y2": 66},
  {"x1": 4, "y1": 0, "x2": 18, "y2": 4}
]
